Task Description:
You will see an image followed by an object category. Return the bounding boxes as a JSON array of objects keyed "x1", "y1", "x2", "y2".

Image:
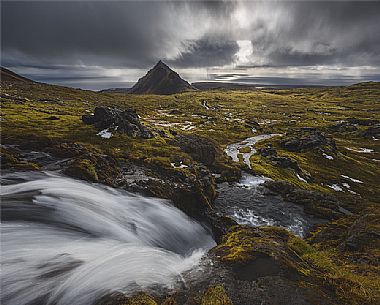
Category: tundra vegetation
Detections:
[{"x1": 1, "y1": 79, "x2": 379, "y2": 304}]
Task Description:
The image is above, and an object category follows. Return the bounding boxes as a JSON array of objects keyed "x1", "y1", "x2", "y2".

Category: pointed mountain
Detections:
[
  {"x1": 130, "y1": 60, "x2": 195, "y2": 95},
  {"x1": 1, "y1": 67, "x2": 33, "y2": 83}
]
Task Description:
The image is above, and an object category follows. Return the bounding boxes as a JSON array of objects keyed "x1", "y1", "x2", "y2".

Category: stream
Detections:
[
  {"x1": 1, "y1": 171, "x2": 215, "y2": 305},
  {"x1": 220, "y1": 133, "x2": 316, "y2": 237}
]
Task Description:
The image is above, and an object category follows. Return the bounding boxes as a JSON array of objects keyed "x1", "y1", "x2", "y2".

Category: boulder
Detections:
[
  {"x1": 172, "y1": 135, "x2": 220, "y2": 166},
  {"x1": 264, "y1": 180, "x2": 342, "y2": 219},
  {"x1": 280, "y1": 128, "x2": 336, "y2": 153},
  {"x1": 82, "y1": 106, "x2": 153, "y2": 138}
]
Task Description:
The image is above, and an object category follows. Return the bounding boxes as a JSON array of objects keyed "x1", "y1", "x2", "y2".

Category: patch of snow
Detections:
[
  {"x1": 341, "y1": 175, "x2": 363, "y2": 184},
  {"x1": 171, "y1": 162, "x2": 188, "y2": 169},
  {"x1": 296, "y1": 174, "x2": 307, "y2": 183},
  {"x1": 322, "y1": 153, "x2": 334, "y2": 160},
  {"x1": 345, "y1": 147, "x2": 374, "y2": 153},
  {"x1": 97, "y1": 129, "x2": 112, "y2": 139},
  {"x1": 328, "y1": 184, "x2": 343, "y2": 192},
  {"x1": 342, "y1": 183, "x2": 350, "y2": 189}
]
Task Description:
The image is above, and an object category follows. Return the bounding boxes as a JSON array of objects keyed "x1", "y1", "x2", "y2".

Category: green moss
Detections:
[
  {"x1": 125, "y1": 293, "x2": 158, "y2": 305},
  {"x1": 201, "y1": 285, "x2": 233, "y2": 305},
  {"x1": 63, "y1": 159, "x2": 99, "y2": 182}
]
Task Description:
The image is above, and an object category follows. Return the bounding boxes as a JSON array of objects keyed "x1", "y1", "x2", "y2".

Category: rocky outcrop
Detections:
[
  {"x1": 82, "y1": 106, "x2": 153, "y2": 138},
  {"x1": 258, "y1": 144, "x2": 301, "y2": 172},
  {"x1": 280, "y1": 128, "x2": 336, "y2": 153},
  {"x1": 173, "y1": 135, "x2": 220, "y2": 166},
  {"x1": 130, "y1": 60, "x2": 195, "y2": 95},
  {"x1": 264, "y1": 180, "x2": 343, "y2": 219}
]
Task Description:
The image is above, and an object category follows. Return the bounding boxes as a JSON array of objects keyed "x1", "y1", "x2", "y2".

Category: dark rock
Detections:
[
  {"x1": 258, "y1": 145, "x2": 301, "y2": 172},
  {"x1": 264, "y1": 180, "x2": 342, "y2": 219},
  {"x1": 169, "y1": 129, "x2": 177, "y2": 136},
  {"x1": 280, "y1": 128, "x2": 336, "y2": 153},
  {"x1": 172, "y1": 135, "x2": 220, "y2": 166},
  {"x1": 328, "y1": 121, "x2": 358, "y2": 133},
  {"x1": 347, "y1": 118, "x2": 380, "y2": 126},
  {"x1": 82, "y1": 106, "x2": 153, "y2": 139},
  {"x1": 360, "y1": 124, "x2": 380, "y2": 138},
  {"x1": 269, "y1": 156, "x2": 301, "y2": 172},
  {"x1": 45, "y1": 116, "x2": 60, "y2": 120},
  {"x1": 258, "y1": 144, "x2": 277, "y2": 157}
]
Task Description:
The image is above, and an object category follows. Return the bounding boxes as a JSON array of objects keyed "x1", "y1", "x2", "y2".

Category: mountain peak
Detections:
[{"x1": 130, "y1": 61, "x2": 195, "y2": 95}]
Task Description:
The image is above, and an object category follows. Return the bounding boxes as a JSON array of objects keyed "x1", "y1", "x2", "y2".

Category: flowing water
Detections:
[
  {"x1": 1, "y1": 172, "x2": 215, "y2": 305},
  {"x1": 222, "y1": 133, "x2": 316, "y2": 236},
  {"x1": 225, "y1": 134, "x2": 281, "y2": 168},
  {"x1": 215, "y1": 173, "x2": 316, "y2": 237}
]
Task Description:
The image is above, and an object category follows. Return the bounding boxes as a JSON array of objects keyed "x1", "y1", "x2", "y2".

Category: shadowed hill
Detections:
[
  {"x1": 1, "y1": 67, "x2": 33, "y2": 83},
  {"x1": 130, "y1": 60, "x2": 195, "y2": 95}
]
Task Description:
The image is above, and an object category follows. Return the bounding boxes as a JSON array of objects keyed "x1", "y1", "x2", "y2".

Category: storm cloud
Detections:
[{"x1": 1, "y1": 0, "x2": 380, "y2": 89}]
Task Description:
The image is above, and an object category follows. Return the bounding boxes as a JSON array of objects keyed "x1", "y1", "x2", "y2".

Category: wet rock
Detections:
[
  {"x1": 360, "y1": 124, "x2": 380, "y2": 138},
  {"x1": 280, "y1": 128, "x2": 336, "y2": 153},
  {"x1": 201, "y1": 285, "x2": 233, "y2": 305},
  {"x1": 0, "y1": 147, "x2": 40, "y2": 171},
  {"x1": 82, "y1": 106, "x2": 153, "y2": 139},
  {"x1": 264, "y1": 180, "x2": 342, "y2": 219}
]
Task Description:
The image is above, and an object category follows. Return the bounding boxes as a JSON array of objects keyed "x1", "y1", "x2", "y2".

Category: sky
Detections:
[{"x1": 2, "y1": 0, "x2": 380, "y2": 90}]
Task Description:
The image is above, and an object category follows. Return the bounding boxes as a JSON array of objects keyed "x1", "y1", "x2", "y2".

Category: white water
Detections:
[{"x1": 1, "y1": 172, "x2": 215, "y2": 305}]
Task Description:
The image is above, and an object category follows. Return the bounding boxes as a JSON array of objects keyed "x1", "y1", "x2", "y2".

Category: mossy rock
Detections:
[
  {"x1": 63, "y1": 159, "x2": 99, "y2": 182},
  {"x1": 126, "y1": 293, "x2": 158, "y2": 305},
  {"x1": 201, "y1": 285, "x2": 233, "y2": 305},
  {"x1": 0, "y1": 148, "x2": 40, "y2": 170}
]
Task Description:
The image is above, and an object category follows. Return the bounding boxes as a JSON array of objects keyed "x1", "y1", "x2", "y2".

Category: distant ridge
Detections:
[
  {"x1": 130, "y1": 60, "x2": 195, "y2": 95},
  {"x1": 1, "y1": 67, "x2": 33, "y2": 83}
]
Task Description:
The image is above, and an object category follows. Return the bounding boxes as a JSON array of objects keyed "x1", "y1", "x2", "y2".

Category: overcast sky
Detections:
[{"x1": 2, "y1": 0, "x2": 380, "y2": 90}]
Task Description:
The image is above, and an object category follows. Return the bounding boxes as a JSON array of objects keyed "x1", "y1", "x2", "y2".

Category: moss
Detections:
[
  {"x1": 63, "y1": 159, "x2": 99, "y2": 182},
  {"x1": 160, "y1": 297, "x2": 177, "y2": 305},
  {"x1": 201, "y1": 285, "x2": 233, "y2": 305},
  {"x1": 126, "y1": 294, "x2": 158, "y2": 305},
  {"x1": 0, "y1": 148, "x2": 40, "y2": 170}
]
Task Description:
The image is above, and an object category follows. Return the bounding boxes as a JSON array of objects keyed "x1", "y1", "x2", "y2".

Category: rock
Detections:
[
  {"x1": 0, "y1": 148, "x2": 40, "y2": 171},
  {"x1": 280, "y1": 128, "x2": 336, "y2": 153},
  {"x1": 63, "y1": 159, "x2": 99, "y2": 182},
  {"x1": 82, "y1": 106, "x2": 153, "y2": 139},
  {"x1": 360, "y1": 124, "x2": 380, "y2": 138},
  {"x1": 258, "y1": 144, "x2": 277, "y2": 157},
  {"x1": 201, "y1": 285, "x2": 233, "y2": 305},
  {"x1": 173, "y1": 135, "x2": 220, "y2": 166},
  {"x1": 328, "y1": 121, "x2": 358, "y2": 133},
  {"x1": 347, "y1": 118, "x2": 380, "y2": 126},
  {"x1": 62, "y1": 152, "x2": 121, "y2": 186},
  {"x1": 258, "y1": 145, "x2": 301, "y2": 172},
  {"x1": 45, "y1": 115, "x2": 60, "y2": 120},
  {"x1": 264, "y1": 180, "x2": 342, "y2": 219}
]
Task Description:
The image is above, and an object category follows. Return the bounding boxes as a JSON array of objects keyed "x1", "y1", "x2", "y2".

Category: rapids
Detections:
[{"x1": 1, "y1": 172, "x2": 215, "y2": 305}]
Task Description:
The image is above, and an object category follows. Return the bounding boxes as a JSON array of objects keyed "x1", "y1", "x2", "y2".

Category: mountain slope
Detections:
[
  {"x1": 130, "y1": 60, "x2": 195, "y2": 95},
  {"x1": 1, "y1": 67, "x2": 33, "y2": 83}
]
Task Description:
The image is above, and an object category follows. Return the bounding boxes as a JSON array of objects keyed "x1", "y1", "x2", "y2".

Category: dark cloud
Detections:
[
  {"x1": 1, "y1": 0, "x2": 379, "y2": 89},
  {"x1": 169, "y1": 37, "x2": 239, "y2": 68}
]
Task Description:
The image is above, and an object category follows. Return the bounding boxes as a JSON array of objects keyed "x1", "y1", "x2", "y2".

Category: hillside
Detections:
[{"x1": 1, "y1": 67, "x2": 33, "y2": 82}]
